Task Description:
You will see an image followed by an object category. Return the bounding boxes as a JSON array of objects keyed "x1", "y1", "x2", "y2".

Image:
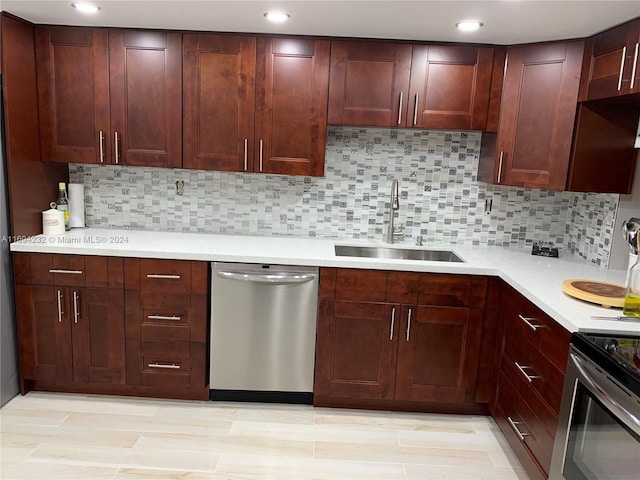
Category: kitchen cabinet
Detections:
[
  {"x1": 479, "y1": 39, "x2": 639, "y2": 194},
  {"x1": 328, "y1": 40, "x2": 496, "y2": 130},
  {"x1": 579, "y1": 18, "x2": 640, "y2": 100},
  {"x1": 492, "y1": 283, "x2": 571, "y2": 480},
  {"x1": 183, "y1": 34, "x2": 330, "y2": 176},
  {"x1": 124, "y1": 258, "x2": 208, "y2": 399},
  {"x1": 314, "y1": 268, "x2": 487, "y2": 411},
  {"x1": 13, "y1": 253, "x2": 126, "y2": 390},
  {"x1": 36, "y1": 26, "x2": 182, "y2": 167}
]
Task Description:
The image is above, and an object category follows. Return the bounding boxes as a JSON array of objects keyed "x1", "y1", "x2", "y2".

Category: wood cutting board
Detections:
[{"x1": 562, "y1": 279, "x2": 626, "y2": 308}]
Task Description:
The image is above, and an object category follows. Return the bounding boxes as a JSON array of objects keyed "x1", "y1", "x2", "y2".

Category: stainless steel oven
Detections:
[{"x1": 550, "y1": 333, "x2": 640, "y2": 480}]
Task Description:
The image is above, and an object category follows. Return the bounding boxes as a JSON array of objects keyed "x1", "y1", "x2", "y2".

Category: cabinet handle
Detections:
[
  {"x1": 99, "y1": 130, "x2": 105, "y2": 163},
  {"x1": 49, "y1": 269, "x2": 83, "y2": 275},
  {"x1": 413, "y1": 93, "x2": 419, "y2": 125},
  {"x1": 507, "y1": 416, "x2": 530, "y2": 441},
  {"x1": 397, "y1": 91, "x2": 403, "y2": 125},
  {"x1": 406, "y1": 308, "x2": 412, "y2": 341},
  {"x1": 114, "y1": 131, "x2": 120, "y2": 164},
  {"x1": 244, "y1": 138, "x2": 248, "y2": 171},
  {"x1": 631, "y1": 43, "x2": 639, "y2": 90},
  {"x1": 146, "y1": 274, "x2": 181, "y2": 279},
  {"x1": 517, "y1": 314, "x2": 540, "y2": 332},
  {"x1": 497, "y1": 151, "x2": 504, "y2": 183},
  {"x1": 57, "y1": 290, "x2": 64, "y2": 323},
  {"x1": 259, "y1": 139, "x2": 264, "y2": 172},
  {"x1": 618, "y1": 46, "x2": 627, "y2": 91},
  {"x1": 147, "y1": 314, "x2": 181, "y2": 321},
  {"x1": 148, "y1": 363, "x2": 181, "y2": 370},
  {"x1": 73, "y1": 291, "x2": 80, "y2": 324},
  {"x1": 390, "y1": 307, "x2": 396, "y2": 341},
  {"x1": 514, "y1": 361, "x2": 540, "y2": 383}
]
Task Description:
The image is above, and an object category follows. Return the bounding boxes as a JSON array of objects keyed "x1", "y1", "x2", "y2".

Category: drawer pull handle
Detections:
[
  {"x1": 49, "y1": 269, "x2": 83, "y2": 275},
  {"x1": 148, "y1": 363, "x2": 181, "y2": 370},
  {"x1": 147, "y1": 315, "x2": 181, "y2": 321},
  {"x1": 618, "y1": 46, "x2": 627, "y2": 91},
  {"x1": 518, "y1": 314, "x2": 540, "y2": 332},
  {"x1": 507, "y1": 416, "x2": 530, "y2": 442},
  {"x1": 406, "y1": 308, "x2": 412, "y2": 342},
  {"x1": 390, "y1": 307, "x2": 395, "y2": 341},
  {"x1": 514, "y1": 361, "x2": 540, "y2": 383},
  {"x1": 73, "y1": 291, "x2": 80, "y2": 324},
  {"x1": 146, "y1": 274, "x2": 181, "y2": 279},
  {"x1": 57, "y1": 290, "x2": 64, "y2": 322}
]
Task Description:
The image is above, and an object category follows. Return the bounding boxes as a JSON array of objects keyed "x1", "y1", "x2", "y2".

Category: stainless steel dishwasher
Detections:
[{"x1": 210, "y1": 262, "x2": 318, "y2": 403}]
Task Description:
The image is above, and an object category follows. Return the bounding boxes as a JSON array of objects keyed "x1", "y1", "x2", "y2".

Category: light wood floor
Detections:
[{"x1": 1, "y1": 392, "x2": 529, "y2": 479}]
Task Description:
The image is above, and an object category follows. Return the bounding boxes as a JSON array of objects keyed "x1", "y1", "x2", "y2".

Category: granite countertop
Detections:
[{"x1": 10, "y1": 227, "x2": 640, "y2": 335}]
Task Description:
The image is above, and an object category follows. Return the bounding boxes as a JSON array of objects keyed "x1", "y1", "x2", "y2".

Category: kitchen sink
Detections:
[{"x1": 334, "y1": 245, "x2": 464, "y2": 262}]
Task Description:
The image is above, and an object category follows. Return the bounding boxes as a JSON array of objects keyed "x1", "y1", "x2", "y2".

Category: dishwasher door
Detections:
[{"x1": 210, "y1": 262, "x2": 318, "y2": 403}]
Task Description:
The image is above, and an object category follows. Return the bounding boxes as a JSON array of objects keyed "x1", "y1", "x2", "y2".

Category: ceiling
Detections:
[{"x1": 1, "y1": 0, "x2": 639, "y2": 45}]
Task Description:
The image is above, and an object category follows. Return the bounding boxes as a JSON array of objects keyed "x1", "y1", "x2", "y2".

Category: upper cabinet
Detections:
[
  {"x1": 580, "y1": 18, "x2": 640, "y2": 101},
  {"x1": 328, "y1": 40, "x2": 496, "y2": 130},
  {"x1": 35, "y1": 26, "x2": 182, "y2": 167},
  {"x1": 183, "y1": 34, "x2": 330, "y2": 176},
  {"x1": 255, "y1": 37, "x2": 330, "y2": 177},
  {"x1": 489, "y1": 41, "x2": 584, "y2": 191},
  {"x1": 182, "y1": 34, "x2": 256, "y2": 172},
  {"x1": 479, "y1": 39, "x2": 639, "y2": 193},
  {"x1": 409, "y1": 45, "x2": 494, "y2": 130}
]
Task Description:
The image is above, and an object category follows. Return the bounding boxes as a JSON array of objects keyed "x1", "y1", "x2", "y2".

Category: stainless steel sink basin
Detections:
[{"x1": 334, "y1": 245, "x2": 464, "y2": 262}]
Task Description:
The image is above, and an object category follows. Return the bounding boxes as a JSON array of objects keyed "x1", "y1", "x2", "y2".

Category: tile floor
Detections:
[{"x1": 1, "y1": 392, "x2": 529, "y2": 480}]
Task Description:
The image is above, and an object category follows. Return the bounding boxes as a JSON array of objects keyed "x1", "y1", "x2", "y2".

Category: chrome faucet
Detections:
[{"x1": 386, "y1": 179, "x2": 400, "y2": 243}]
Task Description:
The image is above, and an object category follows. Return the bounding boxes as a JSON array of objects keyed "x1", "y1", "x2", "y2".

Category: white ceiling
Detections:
[{"x1": 1, "y1": 0, "x2": 639, "y2": 45}]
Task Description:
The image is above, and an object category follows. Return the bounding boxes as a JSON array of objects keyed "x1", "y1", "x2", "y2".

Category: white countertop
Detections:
[{"x1": 10, "y1": 227, "x2": 640, "y2": 335}]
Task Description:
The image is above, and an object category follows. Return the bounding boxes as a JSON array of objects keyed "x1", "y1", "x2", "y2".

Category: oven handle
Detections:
[{"x1": 570, "y1": 352, "x2": 640, "y2": 435}]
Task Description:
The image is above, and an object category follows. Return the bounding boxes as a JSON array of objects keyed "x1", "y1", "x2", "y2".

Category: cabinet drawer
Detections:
[
  {"x1": 127, "y1": 340, "x2": 207, "y2": 391},
  {"x1": 500, "y1": 353, "x2": 559, "y2": 436},
  {"x1": 503, "y1": 331, "x2": 565, "y2": 414},
  {"x1": 125, "y1": 258, "x2": 207, "y2": 294},
  {"x1": 495, "y1": 371, "x2": 554, "y2": 476},
  {"x1": 504, "y1": 291, "x2": 570, "y2": 372},
  {"x1": 125, "y1": 291, "x2": 207, "y2": 342},
  {"x1": 417, "y1": 274, "x2": 486, "y2": 307},
  {"x1": 334, "y1": 269, "x2": 387, "y2": 303},
  {"x1": 14, "y1": 253, "x2": 123, "y2": 288}
]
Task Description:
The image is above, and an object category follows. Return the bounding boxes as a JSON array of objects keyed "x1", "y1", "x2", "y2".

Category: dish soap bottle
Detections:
[
  {"x1": 623, "y1": 236, "x2": 640, "y2": 317},
  {"x1": 56, "y1": 182, "x2": 70, "y2": 231}
]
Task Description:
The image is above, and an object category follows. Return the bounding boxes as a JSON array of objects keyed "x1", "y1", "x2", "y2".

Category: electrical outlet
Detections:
[
  {"x1": 175, "y1": 180, "x2": 184, "y2": 196},
  {"x1": 484, "y1": 197, "x2": 493, "y2": 214}
]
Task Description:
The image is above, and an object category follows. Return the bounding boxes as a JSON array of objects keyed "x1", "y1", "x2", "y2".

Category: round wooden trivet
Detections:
[{"x1": 562, "y1": 279, "x2": 626, "y2": 308}]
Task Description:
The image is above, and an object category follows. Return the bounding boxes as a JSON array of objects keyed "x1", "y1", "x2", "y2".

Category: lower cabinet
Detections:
[
  {"x1": 314, "y1": 268, "x2": 488, "y2": 412},
  {"x1": 491, "y1": 282, "x2": 571, "y2": 480},
  {"x1": 13, "y1": 253, "x2": 209, "y2": 400},
  {"x1": 15, "y1": 284, "x2": 125, "y2": 386}
]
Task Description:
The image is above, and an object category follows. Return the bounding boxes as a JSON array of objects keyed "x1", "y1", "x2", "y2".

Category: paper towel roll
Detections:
[{"x1": 68, "y1": 183, "x2": 85, "y2": 228}]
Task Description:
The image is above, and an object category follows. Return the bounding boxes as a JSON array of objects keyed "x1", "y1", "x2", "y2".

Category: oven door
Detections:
[{"x1": 550, "y1": 349, "x2": 640, "y2": 480}]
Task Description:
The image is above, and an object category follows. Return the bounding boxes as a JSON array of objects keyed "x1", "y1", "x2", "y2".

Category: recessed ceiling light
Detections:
[
  {"x1": 456, "y1": 21, "x2": 484, "y2": 32},
  {"x1": 264, "y1": 11, "x2": 290, "y2": 23},
  {"x1": 71, "y1": 2, "x2": 100, "y2": 14}
]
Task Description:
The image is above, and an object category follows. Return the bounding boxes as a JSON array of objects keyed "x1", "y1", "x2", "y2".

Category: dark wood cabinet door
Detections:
[
  {"x1": 328, "y1": 41, "x2": 412, "y2": 127},
  {"x1": 581, "y1": 19, "x2": 640, "y2": 100},
  {"x1": 255, "y1": 37, "x2": 330, "y2": 176},
  {"x1": 109, "y1": 30, "x2": 182, "y2": 168},
  {"x1": 183, "y1": 33, "x2": 256, "y2": 171},
  {"x1": 409, "y1": 46, "x2": 494, "y2": 130},
  {"x1": 395, "y1": 306, "x2": 482, "y2": 404},
  {"x1": 15, "y1": 285, "x2": 73, "y2": 383},
  {"x1": 314, "y1": 300, "x2": 399, "y2": 400},
  {"x1": 71, "y1": 288, "x2": 126, "y2": 385},
  {"x1": 497, "y1": 41, "x2": 583, "y2": 190},
  {"x1": 35, "y1": 26, "x2": 110, "y2": 164}
]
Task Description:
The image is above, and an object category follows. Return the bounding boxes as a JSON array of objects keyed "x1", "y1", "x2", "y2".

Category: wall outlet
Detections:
[{"x1": 176, "y1": 180, "x2": 184, "y2": 196}]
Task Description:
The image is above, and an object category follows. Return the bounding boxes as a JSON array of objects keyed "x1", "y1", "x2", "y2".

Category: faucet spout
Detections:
[{"x1": 386, "y1": 179, "x2": 399, "y2": 244}]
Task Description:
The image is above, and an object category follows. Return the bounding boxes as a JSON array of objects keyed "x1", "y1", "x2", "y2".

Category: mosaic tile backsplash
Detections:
[{"x1": 69, "y1": 127, "x2": 619, "y2": 267}]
